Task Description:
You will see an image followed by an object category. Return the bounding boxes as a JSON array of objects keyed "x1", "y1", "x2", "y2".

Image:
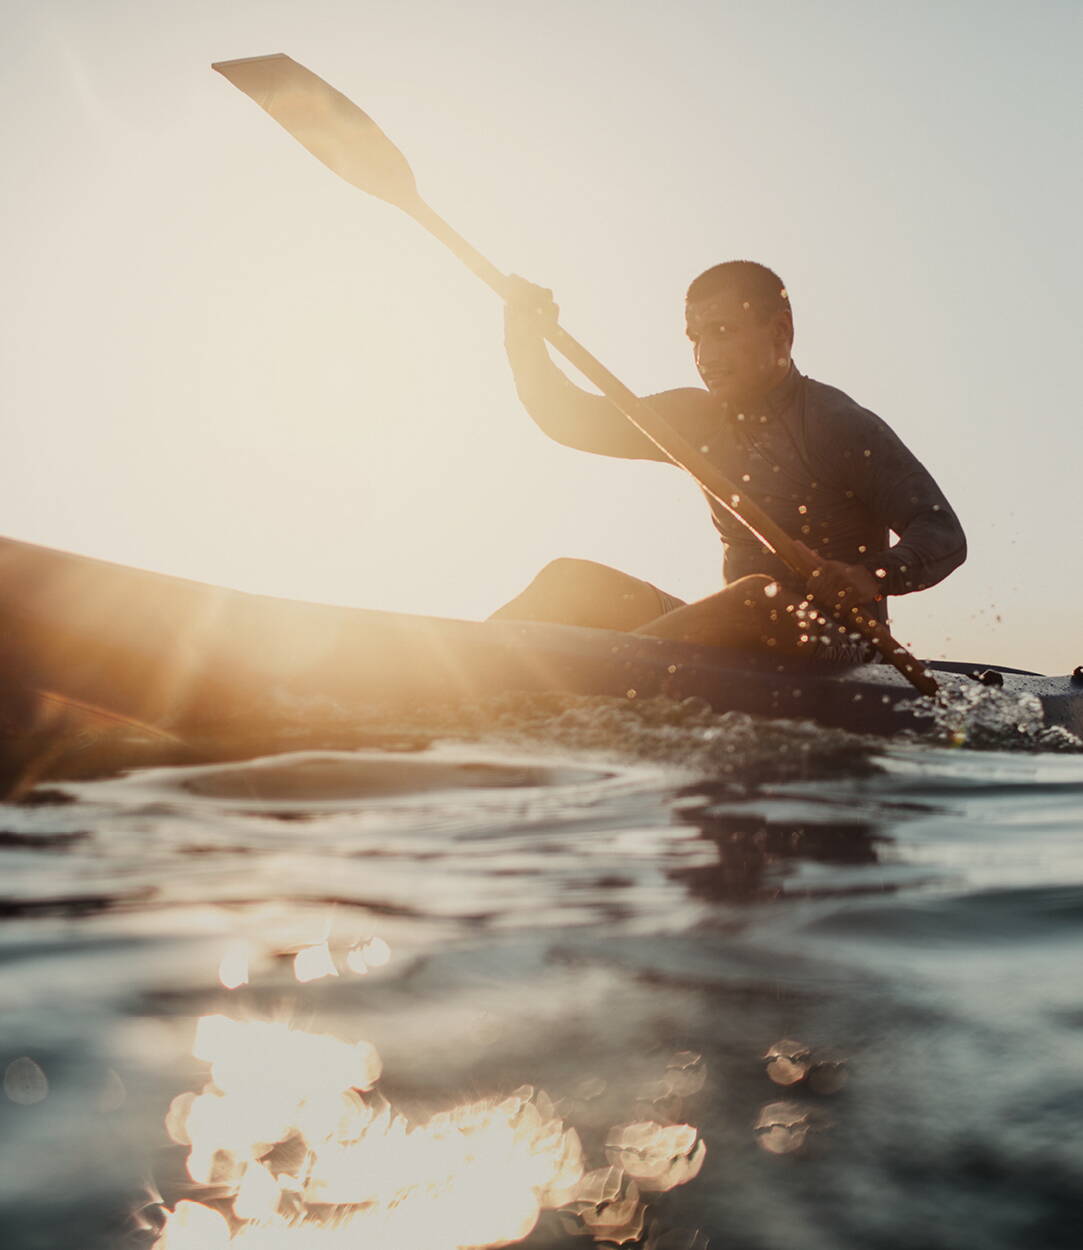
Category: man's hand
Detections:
[
  {"x1": 793, "y1": 540, "x2": 883, "y2": 610},
  {"x1": 504, "y1": 275, "x2": 559, "y2": 333}
]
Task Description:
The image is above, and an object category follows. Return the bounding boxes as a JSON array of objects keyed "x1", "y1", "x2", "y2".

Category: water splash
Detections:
[
  {"x1": 901, "y1": 676, "x2": 1082, "y2": 752},
  {"x1": 373, "y1": 691, "x2": 881, "y2": 786}
]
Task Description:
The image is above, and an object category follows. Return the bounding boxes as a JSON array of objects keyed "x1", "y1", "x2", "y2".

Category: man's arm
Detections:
[
  {"x1": 792, "y1": 400, "x2": 966, "y2": 610},
  {"x1": 504, "y1": 278, "x2": 712, "y2": 461},
  {"x1": 841, "y1": 409, "x2": 967, "y2": 596}
]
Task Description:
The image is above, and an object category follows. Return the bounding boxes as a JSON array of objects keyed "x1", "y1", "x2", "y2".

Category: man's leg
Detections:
[
  {"x1": 634, "y1": 575, "x2": 810, "y2": 652},
  {"x1": 494, "y1": 566, "x2": 862, "y2": 659},
  {"x1": 490, "y1": 558, "x2": 685, "y2": 631}
]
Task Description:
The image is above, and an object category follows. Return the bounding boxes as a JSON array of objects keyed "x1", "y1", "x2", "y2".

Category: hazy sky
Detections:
[{"x1": 3, "y1": 1, "x2": 1079, "y2": 672}]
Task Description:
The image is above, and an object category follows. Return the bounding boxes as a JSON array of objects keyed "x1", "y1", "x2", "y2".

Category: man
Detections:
[{"x1": 492, "y1": 261, "x2": 966, "y2": 657}]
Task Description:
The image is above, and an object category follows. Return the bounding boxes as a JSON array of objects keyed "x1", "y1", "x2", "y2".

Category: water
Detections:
[{"x1": 1, "y1": 694, "x2": 1081, "y2": 1250}]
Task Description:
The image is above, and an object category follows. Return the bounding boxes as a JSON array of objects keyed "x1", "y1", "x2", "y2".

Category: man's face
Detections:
[{"x1": 685, "y1": 289, "x2": 792, "y2": 405}]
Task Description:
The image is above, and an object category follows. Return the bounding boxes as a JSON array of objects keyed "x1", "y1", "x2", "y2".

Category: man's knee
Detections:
[
  {"x1": 491, "y1": 557, "x2": 616, "y2": 624},
  {"x1": 492, "y1": 558, "x2": 671, "y2": 631},
  {"x1": 532, "y1": 557, "x2": 608, "y2": 590},
  {"x1": 635, "y1": 575, "x2": 800, "y2": 648},
  {"x1": 728, "y1": 574, "x2": 781, "y2": 605}
]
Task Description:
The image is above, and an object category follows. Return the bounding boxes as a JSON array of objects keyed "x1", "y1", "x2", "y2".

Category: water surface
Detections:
[{"x1": 1, "y1": 694, "x2": 1080, "y2": 1249}]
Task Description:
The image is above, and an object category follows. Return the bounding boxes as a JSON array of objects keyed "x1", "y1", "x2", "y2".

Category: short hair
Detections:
[{"x1": 686, "y1": 261, "x2": 792, "y2": 324}]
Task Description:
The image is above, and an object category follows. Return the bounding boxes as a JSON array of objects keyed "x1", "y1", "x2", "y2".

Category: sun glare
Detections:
[{"x1": 153, "y1": 938, "x2": 706, "y2": 1248}]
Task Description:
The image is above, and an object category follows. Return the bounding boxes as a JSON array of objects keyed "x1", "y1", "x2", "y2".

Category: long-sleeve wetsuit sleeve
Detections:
[
  {"x1": 505, "y1": 315, "x2": 712, "y2": 461},
  {"x1": 832, "y1": 408, "x2": 967, "y2": 596}
]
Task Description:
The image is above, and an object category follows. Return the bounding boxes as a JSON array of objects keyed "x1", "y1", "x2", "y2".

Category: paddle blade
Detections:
[{"x1": 213, "y1": 54, "x2": 421, "y2": 210}]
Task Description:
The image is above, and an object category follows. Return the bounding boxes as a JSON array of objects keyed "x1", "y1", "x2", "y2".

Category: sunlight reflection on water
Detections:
[{"x1": 155, "y1": 938, "x2": 705, "y2": 1250}]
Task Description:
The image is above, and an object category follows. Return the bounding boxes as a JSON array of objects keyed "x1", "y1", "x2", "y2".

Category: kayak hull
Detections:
[{"x1": 1, "y1": 536, "x2": 1080, "y2": 742}]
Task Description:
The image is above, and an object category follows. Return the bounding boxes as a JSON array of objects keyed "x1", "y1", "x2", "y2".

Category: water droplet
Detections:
[
  {"x1": 98, "y1": 1068, "x2": 126, "y2": 1113},
  {"x1": 4, "y1": 1057, "x2": 48, "y2": 1105},
  {"x1": 808, "y1": 1061, "x2": 848, "y2": 1095},
  {"x1": 764, "y1": 1039, "x2": 810, "y2": 1086},
  {"x1": 218, "y1": 942, "x2": 249, "y2": 990},
  {"x1": 295, "y1": 941, "x2": 338, "y2": 983},
  {"x1": 361, "y1": 936, "x2": 391, "y2": 967},
  {"x1": 754, "y1": 1101, "x2": 810, "y2": 1154}
]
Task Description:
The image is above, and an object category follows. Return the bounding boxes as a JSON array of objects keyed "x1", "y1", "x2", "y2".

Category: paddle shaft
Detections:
[{"x1": 411, "y1": 203, "x2": 938, "y2": 697}]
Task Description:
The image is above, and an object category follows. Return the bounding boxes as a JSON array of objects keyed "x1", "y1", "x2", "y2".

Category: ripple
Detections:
[{"x1": 176, "y1": 752, "x2": 612, "y2": 804}]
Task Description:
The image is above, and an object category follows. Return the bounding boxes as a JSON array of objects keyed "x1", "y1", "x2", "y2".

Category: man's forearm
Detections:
[
  {"x1": 861, "y1": 506, "x2": 967, "y2": 595},
  {"x1": 504, "y1": 315, "x2": 660, "y2": 458}
]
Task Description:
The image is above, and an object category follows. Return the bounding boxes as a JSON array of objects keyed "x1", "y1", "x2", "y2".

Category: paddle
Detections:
[{"x1": 212, "y1": 54, "x2": 938, "y2": 698}]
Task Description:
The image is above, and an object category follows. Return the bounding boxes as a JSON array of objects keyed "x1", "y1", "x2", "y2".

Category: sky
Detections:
[{"x1": 2, "y1": 0, "x2": 1080, "y2": 673}]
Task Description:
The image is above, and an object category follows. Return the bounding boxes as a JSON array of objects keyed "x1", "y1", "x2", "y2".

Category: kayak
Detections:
[{"x1": 0, "y1": 535, "x2": 1080, "y2": 745}]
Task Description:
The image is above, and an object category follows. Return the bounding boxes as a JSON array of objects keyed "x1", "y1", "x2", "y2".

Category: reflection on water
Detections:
[
  {"x1": 154, "y1": 959, "x2": 704, "y2": 1248},
  {"x1": 669, "y1": 786, "x2": 886, "y2": 904},
  {"x1": 159, "y1": 1015, "x2": 582, "y2": 1248},
  {"x1": 1, "y1": 702, "x2": 1082, "y2": 1249},
  {"x1": 177, "y1": 754, "x2": 612, "y2": 805}
]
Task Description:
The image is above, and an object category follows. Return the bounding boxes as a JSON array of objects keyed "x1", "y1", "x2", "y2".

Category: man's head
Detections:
[{"x1": 685, "y1": 261, "x2": 794, "y2": 405}]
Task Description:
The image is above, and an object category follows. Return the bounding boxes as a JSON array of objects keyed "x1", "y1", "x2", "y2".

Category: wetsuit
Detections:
[{"x1": 506, "y1": 331, "x2": 967, "y2": 628}]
